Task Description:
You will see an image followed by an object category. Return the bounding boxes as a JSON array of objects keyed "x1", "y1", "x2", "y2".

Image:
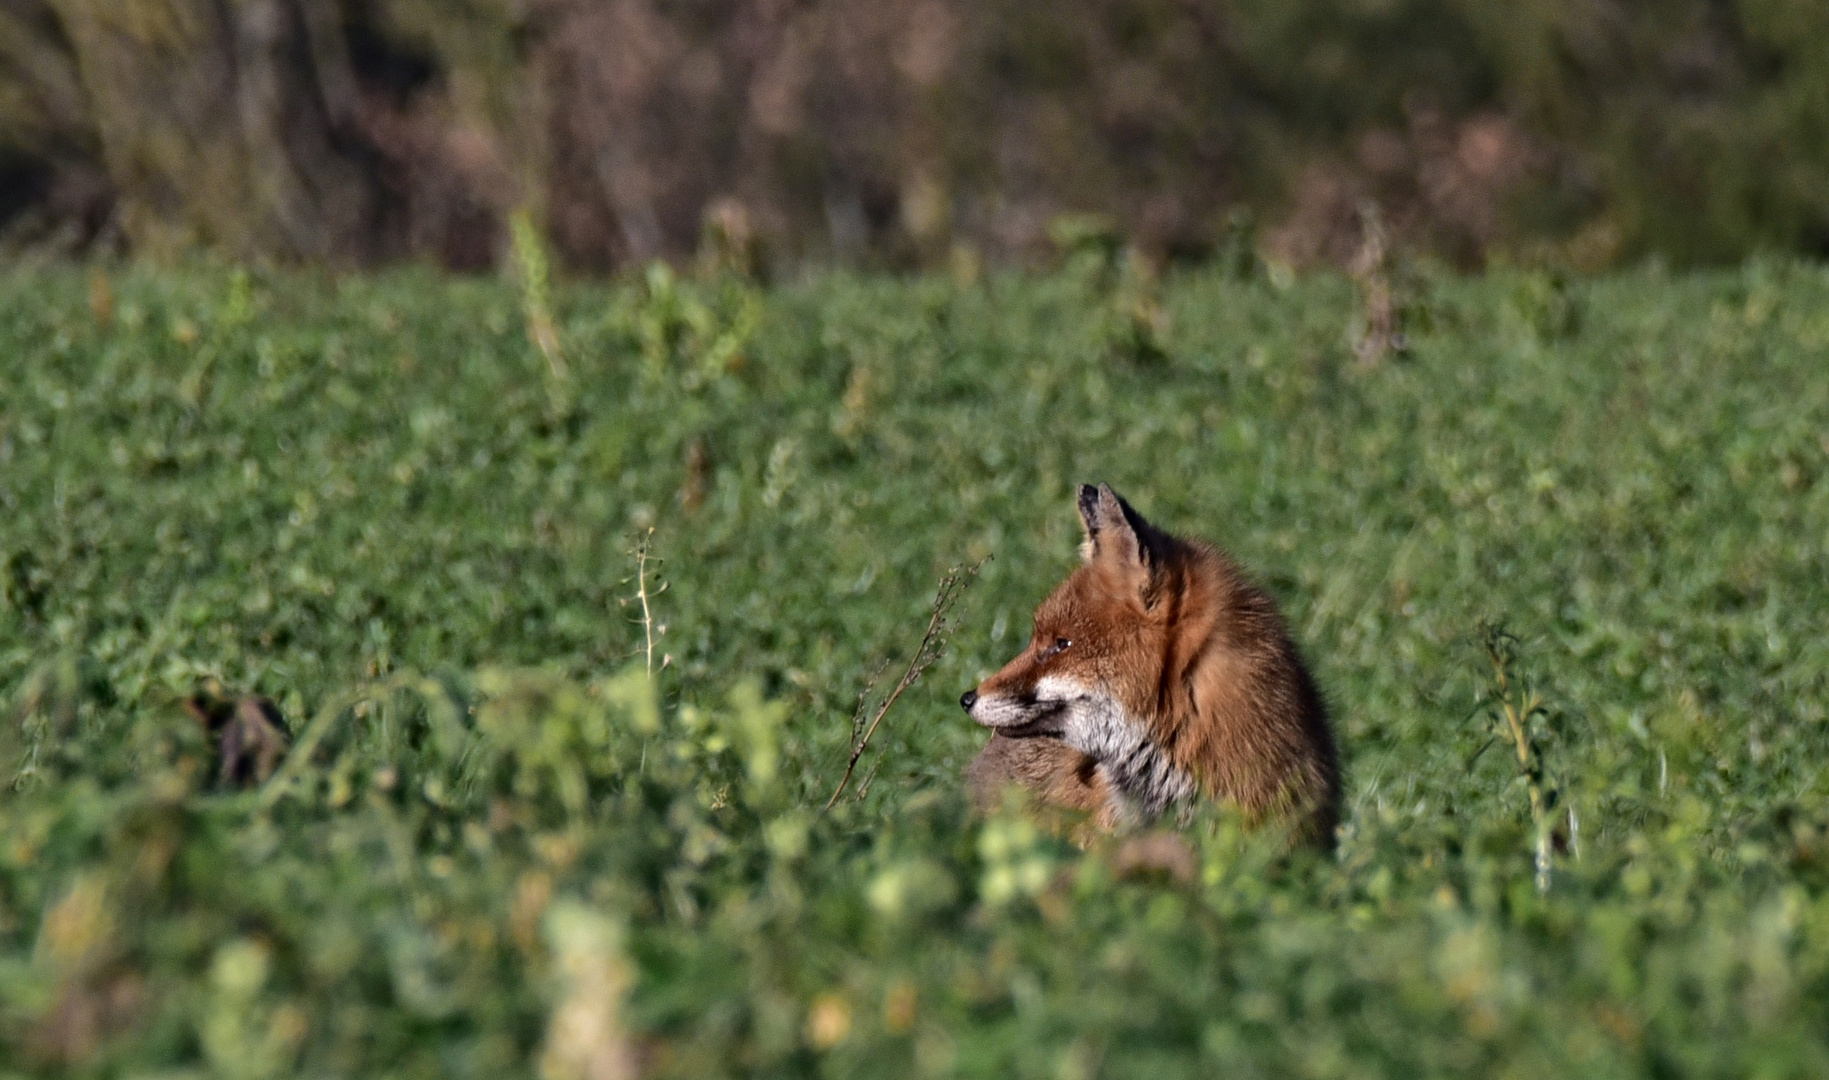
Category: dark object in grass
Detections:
[{"x1": 182, "y1": 680, "x2": 291, "y2": 788}]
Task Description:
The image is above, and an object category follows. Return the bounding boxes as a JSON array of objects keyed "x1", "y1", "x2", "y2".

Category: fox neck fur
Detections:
[{"x1": 1033, "y1": 674, "x2": 1197, "y2": 820}]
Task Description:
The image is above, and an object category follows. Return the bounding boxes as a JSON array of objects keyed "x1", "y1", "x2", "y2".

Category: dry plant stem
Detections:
[
  {"x1": 846, "y1": 659, "x2": 891, "y2": 748},
  {"x1": 1351, "y1": 200, "x2": 1400, "y2": 366},
  {"x1": 825, "y1": 559, "x2": 985, "y2": 810},
  {"x1": 636, "y1": 534, "x2": 658, "y2": 673},
  {"x1": 1487, "y1": 631, "x2": 1552, "y2": 893},
  {"x1": 631, "y1": 531, "x2": 663, "y2": 674}
]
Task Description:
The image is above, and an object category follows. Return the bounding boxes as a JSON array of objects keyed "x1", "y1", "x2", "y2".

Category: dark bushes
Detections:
[{"x1": 2, "y1": 0, "x2": 1826, "y2": 271}]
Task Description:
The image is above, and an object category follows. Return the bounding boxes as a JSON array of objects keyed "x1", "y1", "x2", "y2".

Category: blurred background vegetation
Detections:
[{"x1": 2, "y1": 0, "x2": 1826, "y2": 274}]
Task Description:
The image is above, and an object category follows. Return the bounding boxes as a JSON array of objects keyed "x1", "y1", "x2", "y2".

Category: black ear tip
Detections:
[{"x1": 1077, "y1": 484, "x2": 1102, "y2": 517}]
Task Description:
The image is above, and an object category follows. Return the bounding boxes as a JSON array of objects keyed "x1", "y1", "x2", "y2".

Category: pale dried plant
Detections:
[
  {"x1": 1350, "y1": 200, "x2": 1403, "y2": 366},
  {"x1": 621, "y1": 529, "x2": 669, "y2": 675}
]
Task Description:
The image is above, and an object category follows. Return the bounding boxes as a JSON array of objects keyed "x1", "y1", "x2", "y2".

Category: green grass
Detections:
[{"x1": 3, "y1": 257, "x2": 1829, "y2": 1078}]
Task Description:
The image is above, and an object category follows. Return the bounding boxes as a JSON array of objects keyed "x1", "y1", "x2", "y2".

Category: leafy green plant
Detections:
[{"x1": 0, "y1": 260, "x2": 1827, "y2": 1077}]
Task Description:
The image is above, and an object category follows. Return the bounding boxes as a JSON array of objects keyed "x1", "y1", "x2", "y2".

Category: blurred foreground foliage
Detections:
[
  {"x1": 2, "y1": 0, "x2": 1828, "y2": 270},
  {"x1": 2, "y1": 259, "x2": 1829, "y2": 1075}
]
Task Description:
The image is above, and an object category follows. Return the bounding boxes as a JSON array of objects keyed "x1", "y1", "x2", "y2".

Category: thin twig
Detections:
[{"x1": 825, "y1": 558, "x2": 986, "y2": 810}]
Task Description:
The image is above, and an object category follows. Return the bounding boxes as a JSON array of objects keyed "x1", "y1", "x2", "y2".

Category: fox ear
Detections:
[{"x1": 1077, "y1": 484, "x2": 1156, "y2": 582}]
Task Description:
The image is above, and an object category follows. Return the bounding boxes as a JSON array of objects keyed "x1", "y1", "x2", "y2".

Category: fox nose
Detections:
[{"x1": 959, "y1": 689, "x2": 978, "y2": 712}]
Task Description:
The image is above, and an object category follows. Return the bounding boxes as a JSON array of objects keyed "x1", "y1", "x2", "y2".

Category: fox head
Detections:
[
  {"x1": 963, "y1": 485, "x2": 1340, "y2": 837},
  {"x1": 960, "y1": 485, "x2": 1199, "y2": 807}
]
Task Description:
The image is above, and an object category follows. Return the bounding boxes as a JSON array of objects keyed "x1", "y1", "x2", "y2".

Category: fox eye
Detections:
[{"x1": 1040, "y1": 637, "x2": 1071, "y2": 658}]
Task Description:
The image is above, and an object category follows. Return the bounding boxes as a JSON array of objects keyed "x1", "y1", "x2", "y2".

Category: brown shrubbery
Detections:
[{"x1": 2, "y1": 0, "x2": 1826, "y2": 272}]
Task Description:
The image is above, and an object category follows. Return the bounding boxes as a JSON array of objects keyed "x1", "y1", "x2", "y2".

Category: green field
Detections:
[{"x1": 3, "y1": 258, "x2": 1829, "y2": 1078}]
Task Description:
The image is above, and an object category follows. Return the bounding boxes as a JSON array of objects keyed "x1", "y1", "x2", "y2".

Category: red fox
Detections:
[{"x1": 962, "y1": 485, "x2": 1340, "y2": 847}]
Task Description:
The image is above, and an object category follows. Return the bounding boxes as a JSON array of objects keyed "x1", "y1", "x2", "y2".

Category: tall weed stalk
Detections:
[{"x1": 1476, "y1": 621, "x2": 1559, "y2": 893}]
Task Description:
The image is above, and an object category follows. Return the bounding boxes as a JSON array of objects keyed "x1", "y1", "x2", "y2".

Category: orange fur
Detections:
[{"x1": 966, "y1": 734, "x2": 1120, "y2": 834}]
